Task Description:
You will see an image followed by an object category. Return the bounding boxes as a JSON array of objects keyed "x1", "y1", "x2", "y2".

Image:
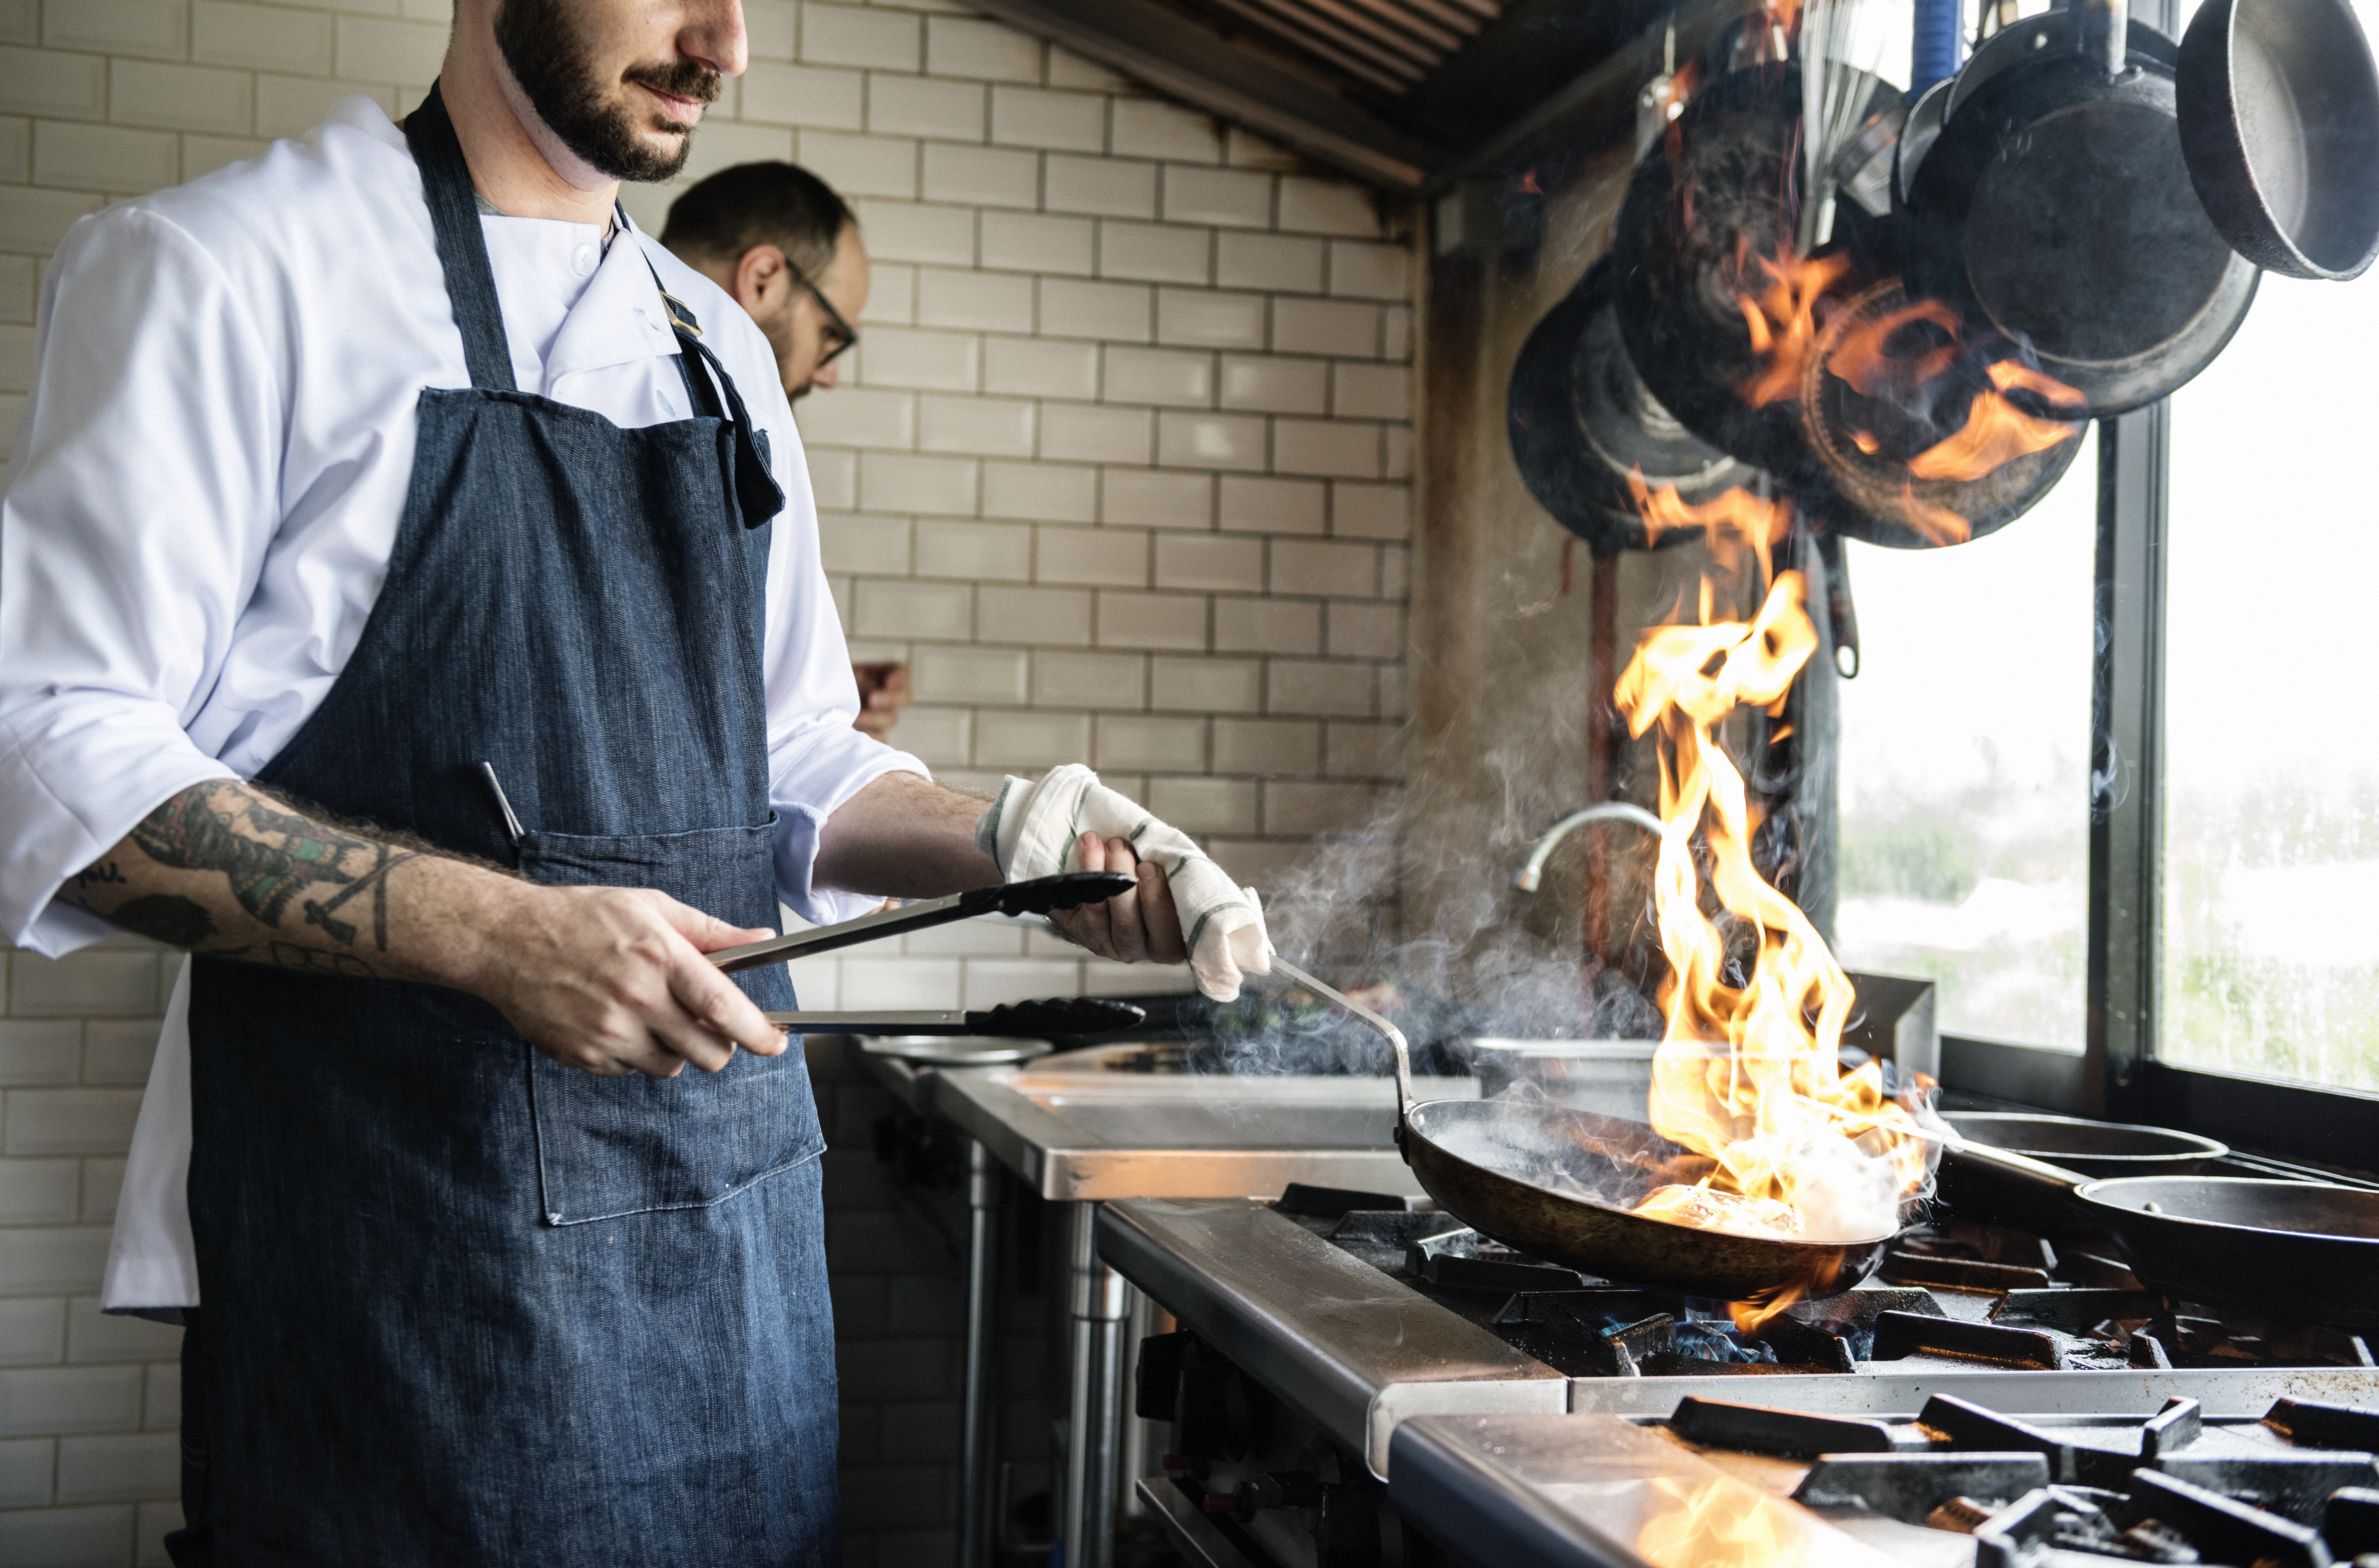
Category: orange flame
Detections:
[
  {"x1": 1825, "y1": 297, "x2": 1962, "y2": 399},
  {"x1": 1637, "y1": 1475, "x2": 1812, "y2": 1568},
  {"x1": 1735, "y1": 250, "x2": 1854, "y2": 407},
  {"x1": 1895, "y1": 487, "x2": 1972, "y2": 547},
  {"x1": 1626, "y1": 472, "x2": 1792, "y2": 579},
  {"x1": 1907, "y1": 373, "x2": 2085, "y2": 483},
  {"x1": 1611, "y1": 540, "x2": 1939, "y2": 1326}
]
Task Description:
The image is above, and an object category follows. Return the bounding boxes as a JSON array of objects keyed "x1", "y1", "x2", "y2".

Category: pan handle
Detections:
[
  {"x1": 1269, "y1": 959, "x2": 1415, "y2": 1121},
  {"x1": 1935, "y1": 1136, "x2": 2091, "y2": 1229},
  {"x1": 2079, "y1": 0, "x2": 2129, "y2": 79}
]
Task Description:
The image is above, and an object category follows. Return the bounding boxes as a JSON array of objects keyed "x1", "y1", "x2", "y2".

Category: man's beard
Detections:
[{"x1": 494, "y1": 0, "x2": 720, "y2": 182}]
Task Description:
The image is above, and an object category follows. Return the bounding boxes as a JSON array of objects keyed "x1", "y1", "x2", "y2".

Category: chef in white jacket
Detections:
[{"x1": 0, "y1": 0, "x2": 1261, "y2": 1560}]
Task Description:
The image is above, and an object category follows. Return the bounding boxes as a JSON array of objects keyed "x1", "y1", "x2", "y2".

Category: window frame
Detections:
[
  {"x1": 1935, "y1": 403, "x2": 2379, "y2": 1162},
  {"x1": 1926, "y1": 0, "x2": 2379, "y2": 1159}
]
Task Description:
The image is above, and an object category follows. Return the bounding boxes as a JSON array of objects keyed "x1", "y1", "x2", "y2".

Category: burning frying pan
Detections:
[
  {"x1": 1613, "y1": 62, "x2": 1823, "y2": 483},
  {"x1": 1798, "y1": 277, "x2": 2088, "y2": 550},
  {"x1": 1940, "y1": 1140, "x2": 2379, "y2": 1327},
  {"x1": 1507, "y1": 255, "x2": 1752, "y2": 554},
  {"x1": 1276, "y1": 961, "x2": 1897, "y2": 1304}
]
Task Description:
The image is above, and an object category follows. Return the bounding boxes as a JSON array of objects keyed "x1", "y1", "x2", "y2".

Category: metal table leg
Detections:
[
  {"x1": 960, "y1": 1140, "x2": 999, "y2": 1568},
  {"x1": 1061, "y1": 1200, "x2": 1128, "y2": 1568}
]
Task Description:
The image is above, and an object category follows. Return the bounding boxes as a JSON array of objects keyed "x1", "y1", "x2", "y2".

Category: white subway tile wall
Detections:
[{"x1": 0, "y1": 4, "x2": 1414, "y2": 1563}]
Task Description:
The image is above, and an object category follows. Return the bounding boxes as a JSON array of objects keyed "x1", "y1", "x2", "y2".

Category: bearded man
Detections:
[{"x1": 0, "y1": 2, "x2": 1225, "y2": 1562}]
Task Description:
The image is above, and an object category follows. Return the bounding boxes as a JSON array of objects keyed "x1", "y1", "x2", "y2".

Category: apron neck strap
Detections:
[{"x1": 403, "y1": 82, "x2": 518, "y2": 394}]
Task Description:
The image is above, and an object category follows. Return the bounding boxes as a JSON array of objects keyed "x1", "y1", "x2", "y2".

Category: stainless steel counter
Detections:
[
  {"x1": 1098, "y1": 1198, "x2": 1568, "y2": 1476},
  {"x1": 857, "y1": 1045, "x2": 1476, "y2": 1568},
  {"x1": 925, "y1": 1065, "x2": 1478, "y2": 1201}
]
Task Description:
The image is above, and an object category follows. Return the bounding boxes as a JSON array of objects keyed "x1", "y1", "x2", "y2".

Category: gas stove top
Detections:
[
  {"x1": 1103, "y1": 1186, "x2": 2379, "y2": 1568},
  {"x1": 1295, "y1": 1186, "x2": 2377, "y2": 1382}
]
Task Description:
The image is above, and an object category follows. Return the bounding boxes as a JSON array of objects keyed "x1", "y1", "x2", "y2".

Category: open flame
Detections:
[
  {"x1": 1636, "y1": 1475, "x2": 1811, "y2": 1568},
  {"x1": 1610, "y1": 483, "x2": 1940, "y2": 1325},
  {"x1": 1735, "y1": 249, "x2": 1855, "y2": 407},
  {"x1": 1906, "y1": 362, "x2": 2087, "y2": 482}
]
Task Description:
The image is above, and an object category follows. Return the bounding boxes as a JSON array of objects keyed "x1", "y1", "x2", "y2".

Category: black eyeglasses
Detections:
[{"x1": 786, "y1": 259, "x2": 857, "y2": 367}]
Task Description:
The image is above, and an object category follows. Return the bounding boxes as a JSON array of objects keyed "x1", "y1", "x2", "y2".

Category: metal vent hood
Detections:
[{"x1": 964, "y1": 0, "x2": 1677, "y2": 189}]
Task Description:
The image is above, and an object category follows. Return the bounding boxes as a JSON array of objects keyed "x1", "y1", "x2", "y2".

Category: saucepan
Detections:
[
  {"x1": 1275, "y1": 960, "x2": 1897, "y2": 1304},
  {"x1": 1939, "y1": 1139, "x2": 2379, "y2": 1327}
]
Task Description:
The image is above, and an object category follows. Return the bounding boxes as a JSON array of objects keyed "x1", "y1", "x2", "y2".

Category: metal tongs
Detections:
[
  {"x1": 708, "y1": 870, "x2": 1148, "y2": 1039},
  {"x1": 708, "y1": 870, "x2": 1135, "y2": 973},
  {"x1": 761, "y1": 997, "x2": 1148, "y2": 1038}
]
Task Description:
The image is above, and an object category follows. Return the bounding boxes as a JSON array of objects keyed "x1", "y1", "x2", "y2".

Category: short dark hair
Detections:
[{"x1": 660, "y1": 162, "x2": 856, "y2": 280}]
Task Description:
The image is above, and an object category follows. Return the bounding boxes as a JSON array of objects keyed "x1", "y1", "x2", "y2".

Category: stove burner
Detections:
[
  {"x1": 1669, "y1": 1394, "x2": 1899, "y2": 1456},
  {"x1": 1674, "y1": 1386, "x2": 2379, "y2": 1568},
  {"x1": 1792, "y1": 1452, "x2": 2052, "y2": 1523},
  {"x1": 1871, "y1": 1310, "x2": 2062, "y2": 1370}
]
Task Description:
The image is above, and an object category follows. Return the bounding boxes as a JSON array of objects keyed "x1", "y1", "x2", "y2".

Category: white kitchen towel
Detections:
[{"x1": 977, "y1": 764, "x2": 1273, "y2": 1001}]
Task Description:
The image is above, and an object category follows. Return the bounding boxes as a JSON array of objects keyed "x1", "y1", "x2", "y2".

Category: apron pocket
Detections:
[{"x1": 516, "y1": 820, "x2": 824, "y2": 1226}]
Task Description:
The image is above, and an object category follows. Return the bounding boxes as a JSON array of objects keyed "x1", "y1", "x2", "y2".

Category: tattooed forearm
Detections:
[
  {"x1": 126, "y1": 786, "x2": 418, "y2": 948},
  {"x1": 107, "y1": 893, "x2": 220, "y2": 948},
  {"x1": 58, "y1": 779, "x2": 433, "y2": 967}
]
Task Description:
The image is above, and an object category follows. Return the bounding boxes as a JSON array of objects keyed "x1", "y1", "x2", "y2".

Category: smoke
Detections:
[{"x1": 1196, "y1": 644, "x2": 1675, "y2": 1081}]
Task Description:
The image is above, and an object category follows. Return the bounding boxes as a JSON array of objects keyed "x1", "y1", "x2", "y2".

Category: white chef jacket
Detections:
[{"x1": 0, "y1": 97, "x2": 925, "y2": 1313}]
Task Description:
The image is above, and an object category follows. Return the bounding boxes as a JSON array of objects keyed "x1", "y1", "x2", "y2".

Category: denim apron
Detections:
[{"x1": 183, "y1": 83, "x2": 838, "y2": 1566}]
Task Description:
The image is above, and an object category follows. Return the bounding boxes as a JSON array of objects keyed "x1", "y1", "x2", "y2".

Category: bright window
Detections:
[
  {"x1": 2163, "y1": 249, "x2": 2379, "y2": 1092},
  {"x1": 1833, "y1": 447, "x2": 2098, "y2": 1049}
]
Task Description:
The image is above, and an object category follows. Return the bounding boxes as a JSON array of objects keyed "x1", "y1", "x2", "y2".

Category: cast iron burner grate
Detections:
[
  {"x1": 1669, "y1": 1388, "x2": 2379, "y2": 1566},
  {"x1": 1268, "y1": 1186, "x2": 2379, "y2": 1378}
]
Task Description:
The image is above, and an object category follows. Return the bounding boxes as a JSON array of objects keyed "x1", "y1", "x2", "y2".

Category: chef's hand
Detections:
[
  {"x1": 474, "y1": 884, "x2": 787, "y2": 1078},
  {"x1": 1050, "y1": 831, "x2": 1188, "y2": 964}
]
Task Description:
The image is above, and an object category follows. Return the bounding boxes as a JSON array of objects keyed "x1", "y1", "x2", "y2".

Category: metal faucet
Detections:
[{"x1": 1512, "y1": 803, "x2": 1667, "y2": 892}]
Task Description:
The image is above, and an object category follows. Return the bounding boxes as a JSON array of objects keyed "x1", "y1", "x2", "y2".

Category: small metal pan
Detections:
[
  {"x1": 1940, "y1": 1141, "x2": 2379, "y2": 1326},
  {"x1": 1278, "y1": 961, "x2": 1895, "y2": 1303},
  {"x1": 2178, "y1": 0, "x2": 2379, "y2": 280},
  {"x1": 1942, "y1": 1111, "x2": 2227, "y2": 1178}
]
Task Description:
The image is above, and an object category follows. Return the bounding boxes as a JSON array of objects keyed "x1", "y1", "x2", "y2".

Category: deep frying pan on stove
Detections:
[
  {"x1": 1939, "y1": 1138, "x2": 2379, "y2": 1328},
  {"x1": 1276, "y1": 960, "x2": 1897, "y2": 1304}
]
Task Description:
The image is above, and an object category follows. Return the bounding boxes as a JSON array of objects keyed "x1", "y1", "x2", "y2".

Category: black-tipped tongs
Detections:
[
  {"x1": 707, "y1": 870, "x2": 1134, "y2": 974},
  {"x1": 709, "y1": 870, "x2": 1149, "y2": 1039},
  {"x1": 762, "y1": 997, "x2": 1147, "y2": 1037}
]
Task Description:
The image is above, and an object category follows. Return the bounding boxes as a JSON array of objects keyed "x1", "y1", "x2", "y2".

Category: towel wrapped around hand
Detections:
[{"x1": 974, "y1": 765, "x2": 1273, "y2": 1002}]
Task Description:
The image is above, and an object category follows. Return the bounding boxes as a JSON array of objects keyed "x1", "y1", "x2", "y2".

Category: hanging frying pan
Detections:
[
  {"x1": 2177, "y1": 0, "x2": 2379, "y2": 281},
  {"x1": 1507, "y1": 255, "x2": 1755, "y2": 553},
  {"x1": 1280, "y1": 961, "x2": 1897, "y2": 1304},
  {"x1": 1614, "y1": 63, "x2": 1834, "y2": 482},
  {"x1": 1938, "y1": 1140, "x2": 2379, "y2": 1327},
  {"x1": 1798, "y1": 277, "x2": 2088, "y2": 549},
  {"x1": 1903, "y1": 0, "x2": 2260, "y2": 417}
]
